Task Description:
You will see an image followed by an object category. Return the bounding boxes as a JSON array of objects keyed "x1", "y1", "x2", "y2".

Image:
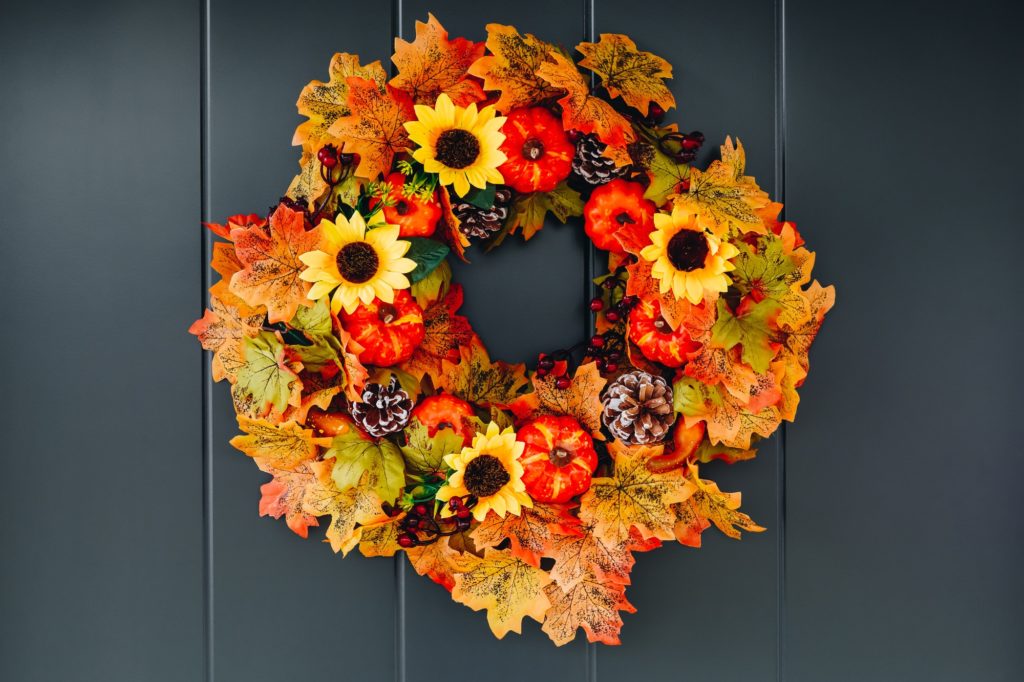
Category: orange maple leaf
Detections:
[
  {"x1": 536, "y1": 51, "x2": 635, "y2": 148},
  {"x1": 542, "y1": 577, "x2": 636, "y2": 646},
  {"x1": 405, "y1": 533, "x2": 473, "y2": 592},
  {"x1": 470, "y1": 503, "x2": 582, "y2": 567},
  {"x1": 229, "y1": 205, "x2": 320, "y2": 324},
  {"x1": 328, "y1": 78, "x2": 413, "y2": 181},
  {"x1": 189, "y1": 291, "x2": 265, "y2": 383},
  {"x1": 298, "y1": 460, "x2": 389, "y2": 555},
  {"x1": 257, "y1": 462, "x2": 320, "y2": 538},
  {"x1": 436, "y1": 336, "x2": 529, "y2": 408},
  {"x1": 390, "y1": 13, "x2": 485, "y2": 106},
  {"x1": 673, "y1": 464, "x2": 765, "y2": 546},
  {"x1": 400, "y1": 284, "x2": 474, "y2": 380},
  {"x1": 467, "y1": 23, "x2": 563, "y2": 113},
  {"x1": 229, "y1": 416, "x2": 329, "y2": 470},
  {"x1": 293, "y1": 52, "x2": 387, "y2": 152},
  {"x1": 548, "y1": 522, "x2": 650, "y2": 589},
  {"x1": 673, "y1": 376, "x2": 782, "y2": 449},
  {"x1": 576, "y1": 33, "x2": 675, "y2": 116},
  {"x1": 780, "y1": 280, "x2": 835, "y2": 372},
  {"x1": 509, "y1": 361, "x2": 607, "y2": 438},
  {"x1": 451, "y1": 548, "x2": 552, "y2": 639},
  {"x1": 358, "y1": 515, "x2": 405, "y2": 558}
]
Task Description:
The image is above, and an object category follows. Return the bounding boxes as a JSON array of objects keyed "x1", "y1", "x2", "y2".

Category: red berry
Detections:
[
  {"x1": 604, "y1": 362, "x2": 619, "y2": 373},
  {"x1": 679, "y1": 179, "x2": 691, "y2": 193},
  {"x1": 536, "y1": 367, "x2": 549, "y2": 378},
  {"x1": 606, "y1": 310, "x2": 621, "y2": 323},
  {"x1": 596, "y1": 358, "x2": 607, "y2": 371},
  {"x1": 555, "y1": 376, "x2": 572, "y2": 390},
  {"x1": 413, "y1": 503, "x2": 428, "y2": 516},
  {"x1": 538, "y1": 357, "x2": 555, "y2": 371},
  {"x1": 590, "y1": 335, "x2": 605, "y2": 348},
  {"x1": 317, "y1": 145, "x2": 338, "y2": 168},
  {"x1": 589, "y1": 297, "x2": 604, "y2": 312},
  {"x1": 397, "y1": 534, "x2": 416, "y2": 548},
  {"x1": 456, "y1": 508, "x2": 471, "y2": 519}
]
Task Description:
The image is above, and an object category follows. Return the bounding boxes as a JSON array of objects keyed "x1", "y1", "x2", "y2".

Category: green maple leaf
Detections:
[
  {"x1": 711, "y1": 298, "x2": 780, "y2": 373},
  {"x1": 233, "y1": 332, "x2": 302, "y2": 415},
  {"x1": 643, "y1": 141, "x2": 690, "y2": 205},
  {"x1": 326, "y1": 430, "x2": 406, "y2": 503},
  {"x1": 490, "y1": 181, "x2": 583, "y2": 247},
  {"x1": 288, "y1": 298, "x2": 332, "y2": 335},
  {"x1": 400, "y1": 420, "x2": 464, "y2": 475},
  {"x1": 730, "y1": 236, "x2": 799, "y2": 301}
]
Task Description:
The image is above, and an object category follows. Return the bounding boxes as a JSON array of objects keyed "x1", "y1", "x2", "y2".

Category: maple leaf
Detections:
[
  {"x1": 711, "y1": 297, "x2": 782, "y2": 374},
  {"x1": 548, "y1": 522, "x2": 645, "y2": 589},
  {"x1": 470, "y1": 504, "x2": 582, "y2": 567},
  {"x1": 576, "y1": 34, "x2": 675, "y2": 116},
  {"x1": 494, "y1": 181, "x2": 584, "y2": 243},
  {"x1": 730, "y1": 234, "x2": 811, "y2": 329},
  {"x1": 189, "y1": 291, "x2": 265, "y2": 383},
  {"x1": 301, "y1": 460, "x2": 389, "y2": 554},
  {"x1": 451, "y1": 548, "x2": 552, "y2": 639},
  {"x1": 293, "y1": 52, "x2": 387, "y2": 152},
  {"x1": 287, "y1": 369, "x2": 345, "y2": 424},
  {"x1": 325, "y1": 430, "x2": 406, "y2": 504},
  {"x1": 436, "y1": 336, "x2": 529, "y2": 407},
  {"x1": 673, "y1": 138, "x2": 773, "y2": 237},
  {"x1": 390, "y1": 13, "x2": 485, "y2": 106},
  {"x1": 229, "y1": 204, "x2": 321, "y2": 324},
  {"x1": 405, "y1": 533, "x2": 473, "y2": 591},
  {"x1": 467, "y1": 23, "x2": 563, "y2": 113},
  {"x1": 400, "y1": 420, "x2": 464, "y2": 475},
  {"x1": 673, "y1": 464, "x2": 765, "y2": 546},
  {"x1": 542, "y1": 577, "x2": 636, "y2": 646},
  {"x1": 358, "y1": 515, "x2": 405, "y2": 557},
  {"x1": 229, "y1": 416, "x2": 328, "y2": 470},
  {"x1": 673, "y1": 376, "x2": 781, "y2": 449},
  {"x1": 232, "y1": 332, "x2": 303, "y2": 420},
  {"x1": 209, "y1": 241, "x2": 244, "y2": 302},
  {"x1": 400, "y1": 283, "x2": 473, "y2": 380},
  {"x1": 204, "y1": 213, "x2": 265, "y2": 242},
  {"x1": 579, "y1": 442, "x2": 695, "y2": 544},
  {"x1": 780, "y1": 281, "x2": 835, "y2": 372},
  {"x1": 642, "y1": 134, "x2": 691, "y2": 205},
  {"x1": 622, "y1": 257, "x2": 703, "y2": 332},
  {"x1": 258, "y1": 462, "x2": 320, "y2": 538},
  {"x1": 509, "y1": 361, "x2": 607, "y2": 437},
  {"x1": 537, "y1": 52, "x2": 636, "y2": 147},
  {"x1": 328, "y1": 78, "x2": 413, "y2": 181}
]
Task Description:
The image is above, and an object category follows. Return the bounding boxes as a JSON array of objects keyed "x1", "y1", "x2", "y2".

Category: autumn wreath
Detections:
[{"x1": 191, "y1": 15, "x2": 834, "y2": 645}]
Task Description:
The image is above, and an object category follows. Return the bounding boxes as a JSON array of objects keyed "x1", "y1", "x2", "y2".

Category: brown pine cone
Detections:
[
  {"x1": 601, "y1": 370, "x2": 676, "y2": 445},
  {"x1": 572, "y1": 133, "x2": 628, "y2": 186},
  {"x1": 350, "y1": 375, "x2": 413, "y2": 438},
  {"x1": 453, "y1": 186, "x2": 513, "y2": 239}
]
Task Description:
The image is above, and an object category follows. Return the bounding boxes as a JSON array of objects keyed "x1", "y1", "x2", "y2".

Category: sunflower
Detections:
[
  {"x1": 298, "y1": 211, "x2": 416, "y2": 315},
  {"x1": 436, "y1": 422, "x2": 532, "y2": 521},
  {"x1": 640, "y1": 205, "x2": 739, "y2": 304},
  {"x1": 404, "y1": 93, "x2": 507, "y2": 197}
]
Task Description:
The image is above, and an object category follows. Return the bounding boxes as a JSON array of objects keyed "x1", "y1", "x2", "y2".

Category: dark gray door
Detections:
[{"x1": 3, "y1": 1, "x2": 1021, "y2": 681}]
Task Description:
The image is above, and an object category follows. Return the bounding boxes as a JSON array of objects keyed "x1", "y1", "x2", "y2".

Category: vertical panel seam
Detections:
[
  {"x1": 391, "y1": 4, "x2": 407, "y2": 680},
  {"x1": 199, "y1": 0, "x2": 214, "y2": 680},
  {"x1": 774, "y1": 0, "x2": 787, "y2": 680}
]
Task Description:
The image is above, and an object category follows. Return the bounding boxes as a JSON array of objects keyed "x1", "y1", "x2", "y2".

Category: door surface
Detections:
[{"x1": 2, "y1": 1, "x2": 1022, "y2": 681}]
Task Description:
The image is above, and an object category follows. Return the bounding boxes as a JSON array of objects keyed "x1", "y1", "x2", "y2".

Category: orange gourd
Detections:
[
  {"x1": 628, "y1": 295, "x2": 700, "y2": 368},
  {"x1": 497, "y1": 107, "x2": 574, "y2": 193},
  {"x1": 410, "y1": 394, "x2": 477, "y2": 446},
  {"x1": 339, "y1": 290, "x2": 426, "y2": 367},
  {"x1": 516, "y1": 415, "x2": 597, "y2": 503}
]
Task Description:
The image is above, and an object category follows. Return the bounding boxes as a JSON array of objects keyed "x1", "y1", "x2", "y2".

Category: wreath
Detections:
[{"x1": 190, "y1": 15, "x2": 834, "y2": 646}]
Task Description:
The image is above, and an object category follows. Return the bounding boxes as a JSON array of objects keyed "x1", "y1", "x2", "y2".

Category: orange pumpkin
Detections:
[
  {"x1": 516, "y1": 415, "x2": 598, "y2": 503},
  {"x1": 628, "y1": 296, "x2": 700, "y2": 368},
  {"x1": 339, "y1": 290, "x2": 426, "y2": 367},
  {"x1": 377, "y1": 172, "x2": 441, "y2": 238},
  {"x1": 497, "y1": 107, "x2": 574, "y2": 193},
  {"x1": 583, "y1": 179, "x2": 655, "y2": 253},
  {"x1": 410, "y1": 394, "x2": 476, "y2": 446}
]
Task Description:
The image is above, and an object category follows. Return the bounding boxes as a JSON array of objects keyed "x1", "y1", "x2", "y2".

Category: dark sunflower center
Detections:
[
  {"x1": 435, "y1": 129, "x2": 480, "y2": 169},
  {"x1": 666, "y1": 230, "x2": 710, "y2": 272},
  {"x1": 336, "y1": 242, "x2": 380, "y2": 283},
  {"x1": 522, "y1": 138, "x2": 545, "y2": 161},
  {"x1": 463, "y1": 454, "x2": 510, "y2": 497},
  {"x1": 549, "y1": 446, "x2": 574, "y2": 468}
]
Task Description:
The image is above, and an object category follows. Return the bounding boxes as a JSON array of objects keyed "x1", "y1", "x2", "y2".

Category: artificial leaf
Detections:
[
  {"x1": 288, "y1": 369, "x2": 345, "y2": 424},
  {"x1": 470, "y1": 504, "x2": 582, "y2": 567},
  {"x1": 642, "y1": 135, "x2": 691, "y2": 205},
  {"x1": 674, "y1": 464, "x2": 765, "y2": 544},
  {"x1": 537, "y1": 52, "x2": 635, "y2": 147},
  {"x1": 325, "y1": 430, "x2": 407, "y2": 504},
  {"x1": 673, "y1": 376, "x2": 781, "y2": 449},
  {"x1": 780, "y1": 281, "x2": 835, "y2": 372},
  {"x1": 288, "y1": 297, "x2": 332, "y2": 336},
  {"x1": 358, "y1": 515, "x2": 405, "y2": 557},
  {"x1": 576, "y1": 33, "x2": 675, "y2": 116},
  {"x1": 209, "y1": 241, "x2": 244, "y2": 301},
  {"x1": 405, "y1": 534, "x2": 472, "y2": 591},
  {"x1": 436, "y1": 336, "x2": 528, "y2": 407},
  {"x1": 435, "y1": 187, "x2": 471, "y2": 262},
  {"x1": 404, "y1": 237, "x2": 450, "y2": 283},
  {"x1": 711, "y1": 297, "x2": 782, "y2": 374},
  {"x1": 230, "y1": 416, "x2": 328, "y2": 470},
  {"x1": 542, "y1": 577, "x2": 635, "y2": 646},
  {"x1": 451, "y1": 548, "x2": 552, "y2": 639},
  {"x1": 673, "y1": 137, "x2": 772, "y2": 237},
  {"x1": 390, "y1": 13, "x2": 485, "y2": 106},
  {"x1": 229, "y1": 204, "x2": 321, "y2": 324},
  {"x1": 548, "y1": 522, "x2": 643, "y2": 589},
  {"x1": 693, "y1": 438, "x2": 758, "y2": 465},
  {"x1": 258, "y1": 463, "x2": 320, "y2": 538},
  {"x1": 232, "y1": 332, "x2": 303, "y2": 420},
  {"x1": 400, "y1": 283, "x2": 473, "y2": 380},
  {"x1": 410, "y1": 259, "x2": 452, "y2": 308},
  {"x1": 205, "y1": 213, "x2": 265, "y2": 242},
  {"x1": 286, "y1": 150, "x2": 330, "y2": 209},
  {"x1": 467, "y1": 23, "x2": 563, "y2": 113},
  {"x1": 496, "y1": 181, "x2": 584, "y2": 243},
  {"x1": 293, "y1": 52, "x2": 387, "y2": 152},
  {"x1": 189, "y1": 292, "x2": 265, "y2": 383},
  {"x1": 328, "y1": 78, "x2": 413, "y2": 181},
  {"x1": 301, "y1": 460, "x2": 389, "y2": 554},
  {"x1": 509, "y1": 361, "x2": 607, "y2": 437},
  {"x1": 400, "y1": 420, "x2": 464, "y2": 475},
  {"x1": 579, "y1": 442, "x2": 695, "y2": 544}
]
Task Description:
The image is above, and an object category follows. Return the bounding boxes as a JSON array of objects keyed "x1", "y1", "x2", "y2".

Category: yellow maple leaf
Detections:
[
  {"x1": 542, "y1": 577, "x2": 636, "y2": 646},
  {"x1": 537, "y1": 52, "x2": 636, "y2": 148},
  {"x1": 300, "y1": 460, "x2": 388, "y2": 555},
  {"x1": 357, "y1": 515, "x2": 405, "y2": 558},
  {"x1": 509, "y1": 361, "x2": 607, "y2": 438},
  {"x1": 390, "y1": 13, "x2": 485, "y2": 106},
  {"x1": 547, "y1": 521, "x2": 643, "y2": 590},
  {"x1": 189, "y1": 291, "x2": 264, "y2": 383},
  {"x1": 576, "y1": 33, "x2": 675, "y2": 116},
  {"x1": 579, "y1": 442, "x2": 695, "y2": 544},
  {"x1": 293, "y1": 52, "x2": 387, "y2": 153},
  {"x1": 673, "y1": 464, "x2": 765, "y2": 546},
  {"x1": 673, "y1": 375, "x2": 782, "y2": 449},
  {"x1": 467, "y1": 23, "x2": 563, "y2": 113},
  {"x1": 405, "y1": 533, "x2": 473, "y2": 592},
  {"x1": 328, "y1": 78, "x2": 413, "y2": 181},
  {"x1": 436, "y1": 336, "x2": 529, "y2": 407},
  {"x1": 470, "y1": 504, "x2": 581, "y2": 567},
  {"x1": 229, "y1": 416, "x2": 329, "y2": 470},
  {"x1": 451, "y1": 548, "x2": 552, "y2": 639}
]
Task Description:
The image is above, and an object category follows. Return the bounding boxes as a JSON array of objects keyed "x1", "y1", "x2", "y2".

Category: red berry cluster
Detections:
[
  {"x1": 585, "y1": 331, "x2": 625, "y2": 375},
  {"x1": 656, "y1": 130, "x2": 705, "y2": 165},
  {"x1": 591, "y1": 274, "x2": 639, "y2": 324},
  {"x1": 396, "y1": 497, "x2": 475, "y2": 548}
]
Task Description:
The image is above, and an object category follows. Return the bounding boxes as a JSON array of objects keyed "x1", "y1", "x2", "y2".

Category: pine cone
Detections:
[
  {"x1": 350, "y1": 375, "x2": 413, "y2": 438},
  {"x1": 453, "y1": 186, "x2": 513, "y2": 239},
  {"x1": 572, "y1": 133, "x2": 628, "y2": 186},
  {"x1": 601, "y1": 370, "x2": 676, "y2": 445}
]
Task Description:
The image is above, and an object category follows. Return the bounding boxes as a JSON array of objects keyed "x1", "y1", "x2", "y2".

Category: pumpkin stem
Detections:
[{"x1": 549, "y1": 446, "x2": 574, "y2": 468}]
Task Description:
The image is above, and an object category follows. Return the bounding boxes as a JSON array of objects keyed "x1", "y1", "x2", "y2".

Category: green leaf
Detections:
[
  {"x1": 730, "y1": 236, "x2": 800, "y2": 300},
  {"x1": 672, "y1": 375, "x2": 716, "y2": 417},
  {"x1": 463, "y1": 183, "x2": 497, "y2": 210},
  {"x1": 327, "y1": 431, "x2": 407, "y2": 503},
  {"x1": 234, "y1": 332, "x2": 300, "y2": 414},
  {"x1": 640, "y1": 127, "x2": 691, "y2": 205},
  {"x1": 710, "y1": 298, "x2": 781, "y2": 373},
  {"x1": 490, "y1": 182, "x2": 584, "y2": 247},
  {"x1": 410, "y1": 260, "x2": 452, "y2": 308},
  {"x1": 288, "y1": 298, "x2": 332, "y2": 336},
  {"x1": 400, "y1": 420, "x2": 464, "y2": 475},
  {"x1": 287, "y1": 333, "x2": 342, "y2": 373},
  {"x1": 405, "y1": 237, "x2": 450, "y2": 283}
]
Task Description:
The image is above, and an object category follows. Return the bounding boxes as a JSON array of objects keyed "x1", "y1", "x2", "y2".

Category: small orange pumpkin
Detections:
[
  {"x1": 583, "y1": 179, "x2": 655, "y2": 253},
  {"x1": 628, "y1": 295, "x2": 700, "y2": 368},
  {"x1": 339, "y1": 290, "x2": 426, "y2": 367},
  {"x1": 497, "y1": 107, "x2": 574, "y2": 193},
  {"x1": 378, "y1": 172, "x2": 441, "y2": 238},
  {"x1": 410, "y1": 394, "x2": 476, "y2": 446},
  {"x1": 516, "y1": 415, "x2": 598, "y2": 503}
]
